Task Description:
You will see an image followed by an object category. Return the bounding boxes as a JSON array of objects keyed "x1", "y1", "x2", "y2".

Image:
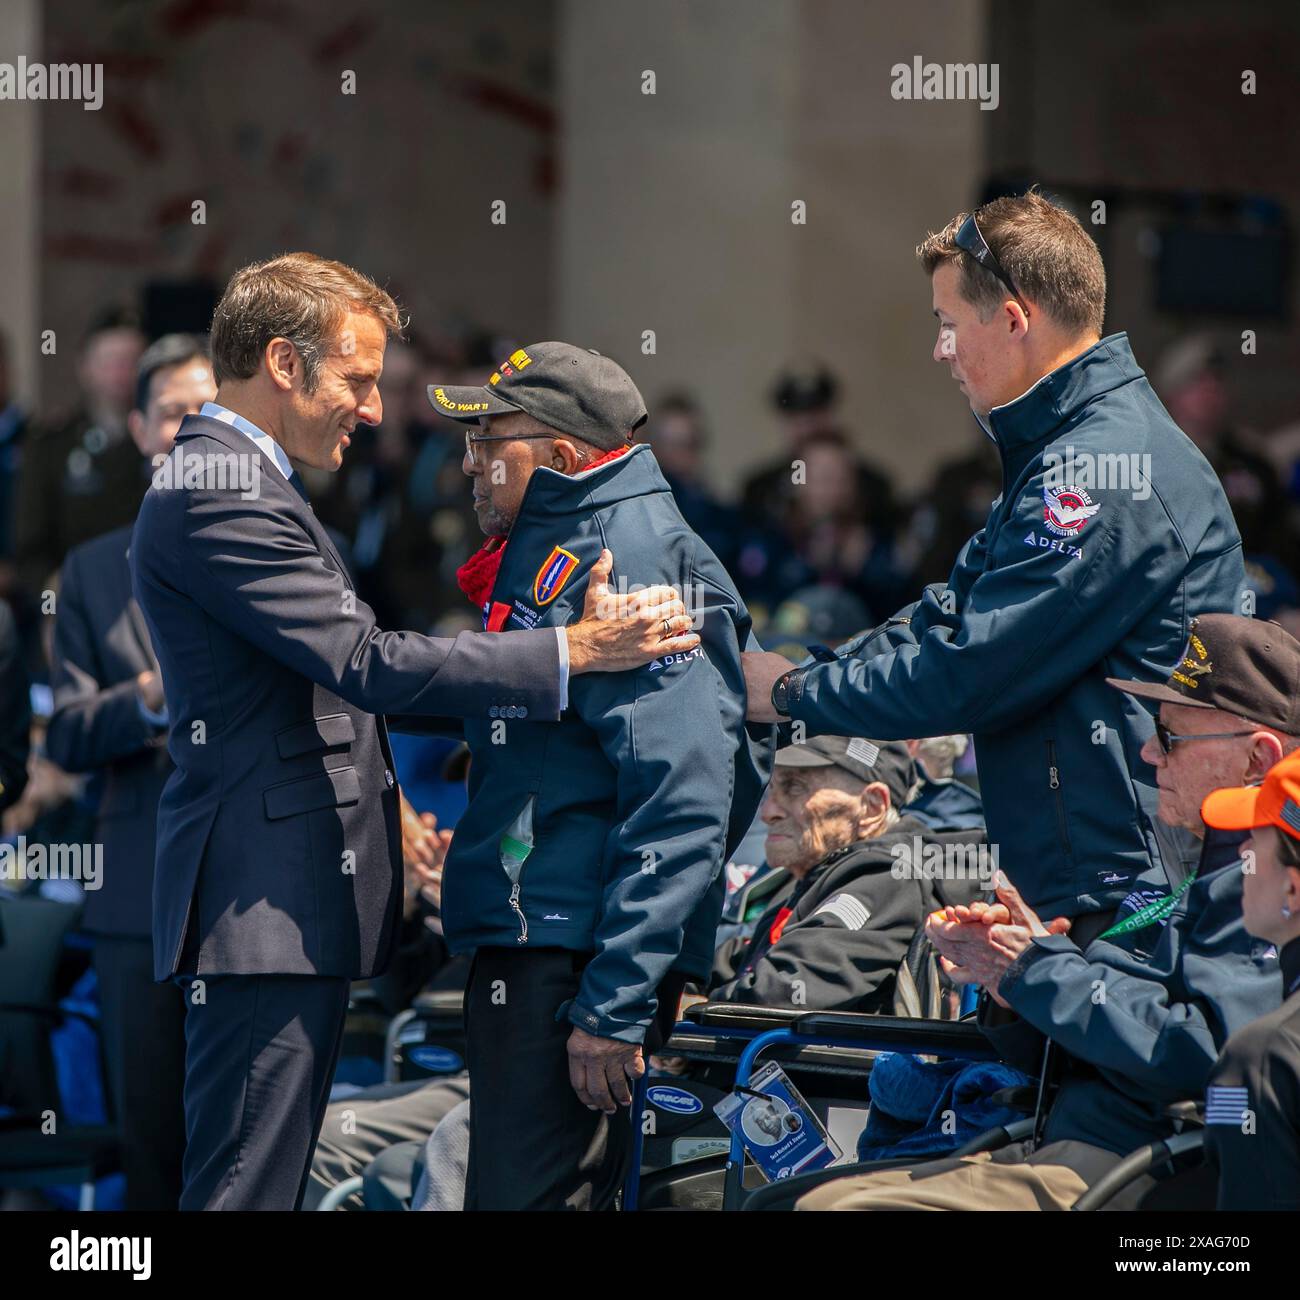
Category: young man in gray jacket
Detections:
[{"x1": 428, "y1": 342, "x2": 773, "y2": 1210}]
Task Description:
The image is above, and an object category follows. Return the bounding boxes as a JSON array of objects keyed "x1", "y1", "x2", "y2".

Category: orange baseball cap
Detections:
[{"x1": 1201, "y1": 748, "x2": 1300, "y2": 841}]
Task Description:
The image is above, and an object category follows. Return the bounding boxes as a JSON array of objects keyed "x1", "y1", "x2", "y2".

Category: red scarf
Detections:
[
  {"x1": 456, "y1": 534, "x2": 508, "y2": 608},
  {"x1": 455, "y1": 444, "x2": 634, "y2": 609}
]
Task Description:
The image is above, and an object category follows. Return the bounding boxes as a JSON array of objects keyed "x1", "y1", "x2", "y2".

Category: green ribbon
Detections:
[{"x1": 1098, "y1": 868, "x2": 1197, "y2": 940}]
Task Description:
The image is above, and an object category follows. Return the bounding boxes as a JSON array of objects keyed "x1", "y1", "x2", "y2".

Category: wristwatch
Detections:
[{"x1": 771, "y1": 667, "x2": 804, "y2": 718}]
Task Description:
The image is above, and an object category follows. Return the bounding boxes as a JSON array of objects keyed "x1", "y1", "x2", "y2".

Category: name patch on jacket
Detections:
[
  {"x1": 533, "y1": 546, "x2": 580, "y2": 605},
  {"x1": 508, "y1": 599, "x2": 542, "y2": 630}
]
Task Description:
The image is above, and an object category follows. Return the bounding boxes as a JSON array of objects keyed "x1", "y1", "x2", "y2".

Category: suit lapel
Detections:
[{"x1": 175, "y1": 414, "x2": 352, "y2": 582}]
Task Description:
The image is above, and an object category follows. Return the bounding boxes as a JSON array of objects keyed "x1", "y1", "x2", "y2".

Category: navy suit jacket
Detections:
[
  {"x1": 131, "y1": 414, "x2": 561, "y2": 981},
  {"x1": 46, "y1": 525, "x2": 172, "y2": 937}
]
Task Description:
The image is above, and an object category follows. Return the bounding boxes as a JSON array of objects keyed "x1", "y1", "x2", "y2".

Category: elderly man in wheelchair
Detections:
[
  {"x1": 312, "y1": 732, "x2": 990, "y2": 1209},
  {"x1": 319, "y1": 616, "x2": 1296, "y2": 1213},
  {"x1": 771, "y1": 614, "x2": 1291, "y2": 1211}
]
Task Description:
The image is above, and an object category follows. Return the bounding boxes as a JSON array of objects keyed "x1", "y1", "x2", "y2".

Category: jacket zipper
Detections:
[
  {"x1": 507, "y1": 880, "x2": 529, "y2": 944},
  {"x1": 500, "y1": 795, "x2": 536, "y2": 945},
  {"x1": 1047, "y1": 739, "x2": 1075, "y2": 862}
]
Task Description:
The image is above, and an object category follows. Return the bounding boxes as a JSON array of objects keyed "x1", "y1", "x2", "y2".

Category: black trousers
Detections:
[
  {"x1": 173, "y1": 972, "x2": 350, "y2": 1211},
  {"x1": 93, "y1": 935, "x2": 187, "y2": 1210},
  {"x1": 464, "y1": 946, "x2": 684, "y2": 1211}
]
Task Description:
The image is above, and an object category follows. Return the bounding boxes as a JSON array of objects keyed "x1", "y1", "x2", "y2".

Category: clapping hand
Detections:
[{"x1": 925, "y1": 872, "x2": 1071, "y2": 1007}]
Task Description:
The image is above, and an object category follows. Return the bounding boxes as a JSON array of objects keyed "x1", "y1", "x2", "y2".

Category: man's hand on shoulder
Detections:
[
  {"x1": 564, "y1": 548, "x2": 699, "y2": 674},
  {"x1": 566, "y1": 1025, "x2": 644, "y2": 1115}
]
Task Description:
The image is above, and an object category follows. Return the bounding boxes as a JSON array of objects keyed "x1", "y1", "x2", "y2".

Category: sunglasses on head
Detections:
[
  {"x1": 954, "y1": 212, "x2": 1028, "y2": 313},
  {"x1": 1154, "y1": 719, "x2": 1257, "y2": 756}
]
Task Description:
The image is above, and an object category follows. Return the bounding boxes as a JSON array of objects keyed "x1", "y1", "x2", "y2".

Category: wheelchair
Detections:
[
  {"x1": 630, "y1": 999, "x2": 1212, "y2": 1212},
  {"x1": 324, "y1": 928, "x2": 1214, "y2": 1212}
]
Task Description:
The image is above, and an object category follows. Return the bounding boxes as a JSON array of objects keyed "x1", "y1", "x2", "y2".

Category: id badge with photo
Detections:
[{"x1": 713, "y1": 1061, "x2": 841, "y2": 1182}]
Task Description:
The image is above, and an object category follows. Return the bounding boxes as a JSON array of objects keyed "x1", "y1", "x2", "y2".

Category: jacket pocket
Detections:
[
  {"x1": 263, "y1": 765, "x2": 361, "y2": 820},
  {"x1": 275, "y1": 712, "x2": 356, "y2": 759}
]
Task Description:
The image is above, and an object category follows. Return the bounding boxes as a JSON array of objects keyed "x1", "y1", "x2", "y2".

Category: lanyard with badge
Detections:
[
  {"x1": 1096, "y1": 868, "x2": 1198, "y2": 940},
  {"x1": 1030, "y1": 864, "x2": 1197, "y2": 1146}
]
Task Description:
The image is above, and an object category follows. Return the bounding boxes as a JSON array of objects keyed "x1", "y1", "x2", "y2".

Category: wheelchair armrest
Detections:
[
  {"x1": 1163, "y1": 1099, "x2": 1205, "y2": 1127},
  {"x1": 988, "y1": 1085, "x2": 1039, "y2": 1114},
  {"x1": 1071, "y1": 1130, "x2": 1206, "y2": 1211},
  {"x1": 347, "y1": 984, "x2": 386, "y2": 1011},
  {"x1": 792, "y1": 1011, "x2": 998, "y2": 1059},
  {"x1": 681, "y1": 1001, "x2": 804, "y2": 1031},
  {"x1": 410, "y1": 989, "x2": 465, "y2": 1017}
]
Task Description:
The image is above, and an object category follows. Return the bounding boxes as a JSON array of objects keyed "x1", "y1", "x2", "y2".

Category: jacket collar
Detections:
[
  {"x1": 172, "y1": 413, "x2": 350, "y2": 574},
  {"x1": 197, "y1": 400, "x2": 294, "y2": 480},
  {"x1": 983, "y1": 332, "x2": 1144, "y2": 453},
  {"x1": 174, "y1": 412, "x2": 300, "y2": 493},
  {"x1": 514, "y1": 442, "x2": 669, "y2": 521}
]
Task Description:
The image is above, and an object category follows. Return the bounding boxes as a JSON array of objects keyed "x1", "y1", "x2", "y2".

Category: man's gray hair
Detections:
[{"x1": 915, "y1": 735, "x2": 969, "y2": 780}]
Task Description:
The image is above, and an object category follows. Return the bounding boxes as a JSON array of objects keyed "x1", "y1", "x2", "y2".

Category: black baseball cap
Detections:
[
  {"x1": 1106, "y1": 614, "x2": 1300, "y2": 731},
  {"x1": 775, "y1": 736, "x2": 917, "y2": 809},
  {"x1": 426, "y1": 341, "x2": 647, "y2": 452}
]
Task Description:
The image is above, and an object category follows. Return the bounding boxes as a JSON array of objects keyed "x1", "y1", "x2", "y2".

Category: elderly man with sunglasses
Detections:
[
  {"x1": 796, "y1": 614, "x2": 1286, "y2": 1210},
  {"x1": 746, "y1": 189, "x2": 1244, "y2": 932}
]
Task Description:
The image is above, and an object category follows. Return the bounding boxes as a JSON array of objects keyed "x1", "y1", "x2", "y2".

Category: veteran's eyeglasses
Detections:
[
  {"x1": 1154, "y1": 720, "x2": 1257, "y2": 756},
  {"x1": 464, "y1": 430, "x2": 554, "y2": 463}
]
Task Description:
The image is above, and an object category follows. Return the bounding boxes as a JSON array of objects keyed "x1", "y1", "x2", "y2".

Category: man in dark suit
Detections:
[
  {"x1": 130, "y1": 253, "x2": 697, "y2": 1210},
  {"x1": 46, "y1": 334, "x2": 216, "y2": 1209},
  {"x1": 14, "y1": 311, "x2": 146, "y2": 603}
]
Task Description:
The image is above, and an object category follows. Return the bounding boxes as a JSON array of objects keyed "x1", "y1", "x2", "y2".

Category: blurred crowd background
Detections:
[
  {"x1": 3, "y1": 0, "x2": 1300, "y2": 829},
  {"x1": 4, "y1": 0, "x2": 1300, "y2": 821}
]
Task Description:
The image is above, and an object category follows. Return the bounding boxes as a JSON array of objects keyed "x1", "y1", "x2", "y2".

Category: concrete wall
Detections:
[
  {"x1": 557, "y1": 0, "x2": 988, "y2": 494},
  {"x1": 0, "y1": 0, "x2": 42, "y2": 407},
  {"x1": 35, "y1": 0, "x2": 557, "y2": 407},
  {"x1": 988, "y1": 0, "x2": 1300, "y2": 429}
]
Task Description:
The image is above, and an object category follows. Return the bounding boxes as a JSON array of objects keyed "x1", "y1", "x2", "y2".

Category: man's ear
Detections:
[
  {"x1": 550, "y1": 439, "x2": 584, "y2": 474},
  {"x1": 862, "y1": 781, "x2": 891, "y2": 821},
  {"x1": 1247, "y1": 731, "x2": 1286, "y2": 782},
  {"x1": 1284, "y1": 864, "x2": 1300, "y2": 909},
  {"x1": 265, "y1": 337, "x2": 299, "y2": 392}
]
